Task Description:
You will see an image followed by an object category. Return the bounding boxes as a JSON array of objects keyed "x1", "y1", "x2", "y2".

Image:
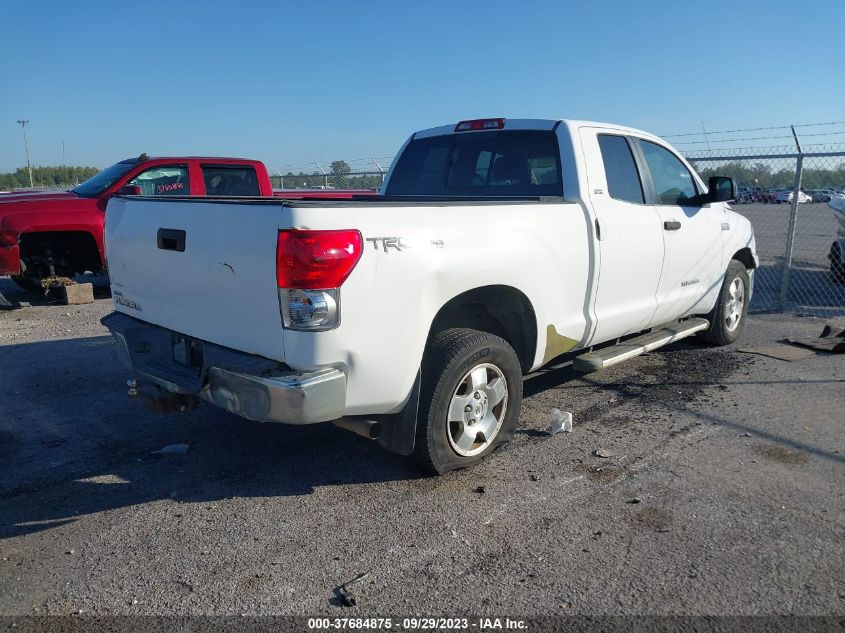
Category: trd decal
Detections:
[{"x1": 366, "y1": 237, "x2": 409, "y2": 252}]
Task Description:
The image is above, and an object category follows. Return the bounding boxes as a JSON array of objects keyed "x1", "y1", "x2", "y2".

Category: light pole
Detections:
[{"x1": 16, "y1": 120, "x2": 34, "y2": 188}]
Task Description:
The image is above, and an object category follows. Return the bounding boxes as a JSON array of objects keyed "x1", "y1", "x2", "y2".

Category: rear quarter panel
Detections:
[{"x1": 283, "y1": 201, "x2": 592, "y2": 415}]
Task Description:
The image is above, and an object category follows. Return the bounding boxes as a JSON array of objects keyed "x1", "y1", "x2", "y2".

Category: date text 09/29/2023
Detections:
[{"x1": 307, "y1": 617, "x2": 528, "y2": 630}]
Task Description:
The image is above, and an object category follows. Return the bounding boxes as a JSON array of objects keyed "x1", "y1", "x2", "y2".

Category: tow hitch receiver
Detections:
[{"x1": 127, "y1": 377, "x2": 200, "y2": 414}]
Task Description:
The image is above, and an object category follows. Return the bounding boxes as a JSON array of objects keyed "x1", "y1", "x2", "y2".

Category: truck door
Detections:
[
  {"x1": 633, "y1": 139, "x2": 724, "y2": 324},
  {"x1": 580, "y1": 129, "x2": 664, "y2": 344}
]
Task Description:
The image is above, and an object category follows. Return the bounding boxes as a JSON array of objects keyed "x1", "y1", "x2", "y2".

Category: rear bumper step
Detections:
[
  {"x1": 101, "y1": 312, "x2": 346, "y2": 424},
  {"x1": 573, "y1": 318, "x2": 709, "y2": 372}
]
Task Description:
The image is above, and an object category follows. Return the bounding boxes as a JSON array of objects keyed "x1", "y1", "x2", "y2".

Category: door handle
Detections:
[
  {"x1": 663, "y1": 220, "x2": 682, "y2": 231},
  {"x1": 157, "y1": 228, "x2": 186, "y2": 252}
]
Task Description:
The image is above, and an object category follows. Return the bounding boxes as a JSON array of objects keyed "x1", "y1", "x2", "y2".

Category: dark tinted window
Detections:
[
  {"x1": 597, "y1": 135, "x2": 644, "y2": 204},
  {"x1": 385, "y1": 130, "x2": 562, "y2": 197},
  {"x1": 202, "y1": 165, "x2": 260, "y2": 196},
  {"x1": 640, "y1": 141, "x2": 697, "y2": 205}
]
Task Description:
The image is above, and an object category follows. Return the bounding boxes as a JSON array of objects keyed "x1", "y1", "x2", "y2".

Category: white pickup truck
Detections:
[{"x1": 101, "y1": 118, "x2": 757, "y2": 473}]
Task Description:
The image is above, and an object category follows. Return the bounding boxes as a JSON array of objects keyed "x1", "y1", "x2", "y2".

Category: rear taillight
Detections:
[
  {"x1": 276, "y1": 229, "x2": 362, "y2": 331},
  {"x1": 0, "y1": 229, "x2": 19, "y2": 247},
  {"x1": 276, "y1": 229, "x2": 362, "y2": 289},
  {"x1": 455, "y1": 118, "x2": 505, "y2": 132}
]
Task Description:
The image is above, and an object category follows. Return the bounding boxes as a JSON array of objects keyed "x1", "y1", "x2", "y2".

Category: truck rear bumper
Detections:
[
  {"x1": 101, "y1": 312, "x2": 346, "y2": 425},
  {"x1": 0, "y1": 245, "x2": 21, "y2": 276}
]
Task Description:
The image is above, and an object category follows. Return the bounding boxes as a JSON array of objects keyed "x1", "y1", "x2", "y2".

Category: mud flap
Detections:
[{"x1": 375, "y1": 370, "x2": 421, "y2": 456}]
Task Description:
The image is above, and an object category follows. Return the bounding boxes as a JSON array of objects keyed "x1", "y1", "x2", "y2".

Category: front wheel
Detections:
[
  {"x1": 413, "y1": 328, "x2": 523, "y2": 475},
  {"x1": 698, "y1": 260, "x2": 750, "y2": 346}
]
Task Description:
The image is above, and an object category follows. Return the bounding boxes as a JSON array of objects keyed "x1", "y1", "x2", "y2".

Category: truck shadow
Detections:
[{"x1": 0, "y1": 335, "x2": 421, "y2": 540}]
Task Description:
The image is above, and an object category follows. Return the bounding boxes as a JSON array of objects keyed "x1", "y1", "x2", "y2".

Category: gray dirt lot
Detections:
[
  {"x1": 733, "y1": 202, "x2": 845, "y2": 312},
  {"x1": 0, "y1": 277, "x2": 843, "y2": 617}
]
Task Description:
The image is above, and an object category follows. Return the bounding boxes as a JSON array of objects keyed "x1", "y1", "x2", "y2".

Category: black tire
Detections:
[
  {"x1": 830, "y1": 242, "x2": 845, "y2": 284},
  {"x1": 413, "y1": 328, "x2": 523, "y2": 475},
  {"x1": 698, "y1": 260, "x2": 750, "y2": 346},
  {"x1": 10, "y1": 275, "x2": 44, "y2": 293}
]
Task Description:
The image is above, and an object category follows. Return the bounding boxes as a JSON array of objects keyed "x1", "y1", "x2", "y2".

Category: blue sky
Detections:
[{"x1": 1, "y1": 0, "x2": 843, "y2": 173}]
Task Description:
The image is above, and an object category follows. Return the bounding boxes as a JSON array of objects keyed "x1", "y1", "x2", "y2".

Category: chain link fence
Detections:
[
  {"x1": 268, "y1": 170, "x2": 386, "y2": 191},
  {"x1": 688, "y1": 146, "x2": 845, "y2": 316},
  {"x1": 267, "y1": 158, "x2": 394, "y2": 191}
]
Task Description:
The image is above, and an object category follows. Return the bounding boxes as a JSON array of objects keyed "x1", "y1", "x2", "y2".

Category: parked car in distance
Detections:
[
  {"x1": 808, "y1": 189, "x2": 836, "y2": 202},
  {"x1": 0, "y1": 155, "x2": 375, "y2": 290},
  {"x1": 101, "y1": 117, "x2": 758, "y2": 474},
  {"x1": 774, "y1": 189, "x2": 812, "y2": 204},
  {"x1": 736, "y1": 187, "x2": 777, "y2": 203}
]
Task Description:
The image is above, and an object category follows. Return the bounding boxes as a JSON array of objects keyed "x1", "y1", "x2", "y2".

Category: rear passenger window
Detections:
[
  {"x1": 640, "y1": 141, "x2": 697, "y2": 205},
  {"x1": 202, "y1": 165, "x2": 260, "y2": 196},
  {"x1": 128, "y1": 166, "x2": 190, "y2": 196},
  {"x1": 598, "y1": 135, "x2": 644, "y2": 204},
  {"x1": 385, "y1": 130, "x2": 562, "y2": 197}
]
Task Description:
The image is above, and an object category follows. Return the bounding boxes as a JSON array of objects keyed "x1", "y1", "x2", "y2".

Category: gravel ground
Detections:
[{"x1": 0, "y1": 276, "x2": 843, "y2": 619}]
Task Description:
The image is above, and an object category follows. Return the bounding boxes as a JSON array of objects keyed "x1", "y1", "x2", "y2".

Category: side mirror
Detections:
[
  {"x1": 708, "y1": 176, "x2": 735, "y2": 203},
  {"x1": 117, "y1": 184, "x2": 142, "y2": 196}
]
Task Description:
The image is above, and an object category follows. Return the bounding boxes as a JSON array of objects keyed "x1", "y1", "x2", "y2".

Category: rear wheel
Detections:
[
  {"x1": 13, "y1": 232, "x2": 102, "y2": 293},
  {"x1": 698, "y1": 260, "x2": 750, "y2": 346},
  {"x1": 413, "y1": 328, "x2": 522, "y2": 475}
]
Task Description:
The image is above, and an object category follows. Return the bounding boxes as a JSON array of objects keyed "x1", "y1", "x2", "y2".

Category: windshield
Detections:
[
  {"x1": 71, "y1": 161, "x2": 137, "y2": 197},
  {"x1": 385, "y1": 130, "x2": 562, "y2": 197}
]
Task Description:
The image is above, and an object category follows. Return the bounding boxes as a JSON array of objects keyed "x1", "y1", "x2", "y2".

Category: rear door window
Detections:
[
  {"x1": 385, "y1": 130, "x2": 562, "y2": 197},
  {"x1": 597, "y1": 135, "x2": 645, "y2": 204},
  {"x1": 202, "y1": 165, "x2": 260, "y2": 196},
  {"x1": 128, "y1": 165, "x2": 190, "y2": 196}
]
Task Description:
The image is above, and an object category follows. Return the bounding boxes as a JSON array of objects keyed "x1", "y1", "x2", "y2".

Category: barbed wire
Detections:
[
  {"x1": 662, "y1": 121, "x2": 845, "y2": 138},
  {"x1": 684, "y1": 142, "x2": 845, "y2": 159},
  {"x1": 673, "y1": 130, "x2": 845, "y2": 146}
]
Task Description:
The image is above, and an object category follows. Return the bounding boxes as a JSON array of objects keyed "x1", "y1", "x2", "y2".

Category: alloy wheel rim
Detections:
[
  {"x1": 725, "y1": 276, "x2": 745, "y2": 332},
  {"x1": 446, "y1": 363, "x2": 508, "y2": 457}
]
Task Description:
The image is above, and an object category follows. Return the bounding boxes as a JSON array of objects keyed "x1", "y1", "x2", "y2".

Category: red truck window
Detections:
[
  {"x1": 202, "y1": 165, "x2": 260, "y2": 196},
  {"x1": 129, "y1": 165, "x2": 190, "y2": 196}
]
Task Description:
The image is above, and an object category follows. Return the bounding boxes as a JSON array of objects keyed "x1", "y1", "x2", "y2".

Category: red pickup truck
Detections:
[{"x1": 0, "y1": 155, "x2": 374, "y2": 290}]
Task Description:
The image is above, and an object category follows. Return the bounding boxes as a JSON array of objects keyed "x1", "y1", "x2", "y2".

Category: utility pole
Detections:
[
  {"x1": 16, "y1": 120, "x2": 34, "y2": 187},
  {"x1": 314, "y1": 162, "x2": 328, "y2": 189},
  {"x1": 700, "y1": 121, "x2": 712, "y2": 151}
]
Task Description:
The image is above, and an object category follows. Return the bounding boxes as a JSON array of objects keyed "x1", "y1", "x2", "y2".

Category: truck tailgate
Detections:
[{"x1": 105, "y1": 197, "x2": 286, "y2": 361}]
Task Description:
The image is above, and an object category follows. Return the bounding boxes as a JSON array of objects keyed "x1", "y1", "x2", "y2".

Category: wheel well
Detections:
[
  {"x1": 19, "y1": 231, "x2": 102, "y2": 275},
  {"x1": 428, "y1": 286, "x2": 537, "y2": 372},
  {"x1": 732, "y1": 247, "x2": 756, "y2": 270}
]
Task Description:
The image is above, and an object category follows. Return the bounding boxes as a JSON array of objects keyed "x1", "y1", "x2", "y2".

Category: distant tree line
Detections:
[
  {"x1": 693, "y1": 161, "x2": 845, "y2": 189},
  {"x1": 0, "y1": 165, "x2": 99, "y2": 190}
]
